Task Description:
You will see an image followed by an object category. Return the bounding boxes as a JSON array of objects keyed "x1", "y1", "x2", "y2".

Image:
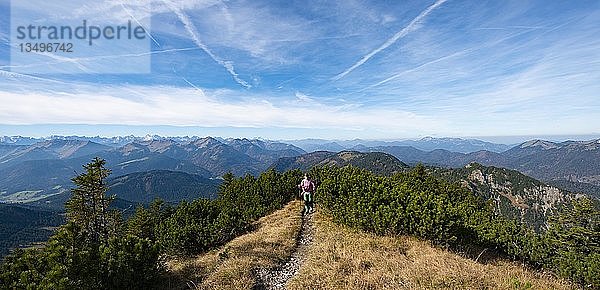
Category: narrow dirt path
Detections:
[{"x1": 255, "y1": 210, "x2": 315, "y2": 290}]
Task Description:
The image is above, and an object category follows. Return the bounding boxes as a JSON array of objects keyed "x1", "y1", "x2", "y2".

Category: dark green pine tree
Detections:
[
  {"x1": 411, "y1": 163, "x2": 427, "y2": 181},
  {"x1": 66, "y1": 157, "x2": 115, "y2": 245},
  {"x1": 220, "y1": 172, "x2": 235, "y2": 192},
  {"x1": 1, "y1": 158, "x2": 162, "y2": 289}
]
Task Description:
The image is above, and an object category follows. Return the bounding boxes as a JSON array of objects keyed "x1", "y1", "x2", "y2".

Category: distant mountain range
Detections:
[
  {"x1": 1, "y1": 135, "x2": 599, "y2": 208},
  {"x1": 357, "y1": 139, "x2": 600, "y2": 191},
  {"x1": 284, "y1": 137, "x2": 511, "y2": 154},
  {"x1": 1, "y1": 135, "x2": 511, "y2": 153},
  {"x1": 0, "y1": 137, "x2": 304, "y2": 206},
  {"x1": 0, "y1": 135, "x2": 201, "y2": 147}
]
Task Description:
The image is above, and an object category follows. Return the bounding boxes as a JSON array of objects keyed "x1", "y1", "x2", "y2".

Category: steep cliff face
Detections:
[{"x1": 437, "y1": 163, "x2": 574, "y2": 231}]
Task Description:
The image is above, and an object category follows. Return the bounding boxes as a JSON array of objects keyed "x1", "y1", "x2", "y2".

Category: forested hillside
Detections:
[
  {"x1": 434, "y1": 163, "x2": 574, "y2": 231},
  {"x1": 108, "y1": 170, "x2": 221, "y2": 203},
  {"x1": 0, "y1": 204, "x2": 63, "y2": 258},
  {"x1": 1, "y1": 159, "x2": 598, "y2": 288},
  {"x1": 272, "y1": 151, "x2": 408, "y2": 176},
  {"x1": 0, "y1": 158, "x2": 302, "y2": 289}
]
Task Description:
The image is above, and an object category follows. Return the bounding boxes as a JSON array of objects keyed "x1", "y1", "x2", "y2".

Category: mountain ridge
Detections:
[
  {"x1": 2, "y1": 135, "x2": 599, "y2": 206},
  {"x1": 356, "y1": 139, "x2": 600, "y2": 194},
  {"x1": 271, "y1": 150, "x2": 409, "y2": 176}
]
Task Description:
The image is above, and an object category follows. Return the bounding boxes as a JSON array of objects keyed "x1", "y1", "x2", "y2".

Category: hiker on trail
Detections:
[{"x1": 298, "y1": 174, "x2": 315, "y2": 214}]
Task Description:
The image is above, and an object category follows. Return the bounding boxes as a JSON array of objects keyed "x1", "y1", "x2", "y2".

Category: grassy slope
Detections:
[
  {"x1": 163, "y1": 200, "x2": 303, "y2": 289},
  {"x1": 287, "y1": 211, "x2": 573, "y2": 290},
  {"x1": 165, "y1": 200, "x2": 573, "y2": 290}
]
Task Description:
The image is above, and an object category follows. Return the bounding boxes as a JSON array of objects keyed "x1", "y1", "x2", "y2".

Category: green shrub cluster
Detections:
[
  {"x1": 153, "y1": 169, "x2": 302, "y2": 256},
  {"x1": 312, "y1": 164, "x2": 482, "y2": 245},
  {"x1": 0, "y1": 158, "x2": 162, "y2": 289},
  {"x1": 311, "y1": 164, "x2": 600, "y2": 288},
  {"x1": 0, "y1": 158, "x2": 301, "y2": 289},
  {"x1": 0, "y1": 225, "x2": 161, "y2": 289}
]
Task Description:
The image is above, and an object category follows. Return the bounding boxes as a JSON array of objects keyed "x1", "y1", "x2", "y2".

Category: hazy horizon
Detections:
[{"x1": 1, "y1": 125, "x2": 599, "y2": 145}]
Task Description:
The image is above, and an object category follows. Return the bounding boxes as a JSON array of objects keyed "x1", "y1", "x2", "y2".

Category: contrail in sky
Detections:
[
  {"x1": 332, "y1": 0, "x2": 448, "y2": 81},
  {"x1": 162, "y1": 0, "x2": 251, "y2": 88}
]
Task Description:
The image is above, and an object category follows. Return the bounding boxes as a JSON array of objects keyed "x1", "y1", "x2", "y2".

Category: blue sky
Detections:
[{"x1": 0, "y1": 0, "x2": 599, "y2": 141}]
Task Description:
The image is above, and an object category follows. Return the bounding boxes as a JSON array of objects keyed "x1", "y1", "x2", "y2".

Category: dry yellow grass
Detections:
[
  {"x1": 287, "y1": 210, "x2": 575, "y2": 290},
  {"x1": 162, "y1": 201, "x2": 575, "y2": 290},
  {"x1": 164, "y1": 200, "x2": 303, "y2": 289}
]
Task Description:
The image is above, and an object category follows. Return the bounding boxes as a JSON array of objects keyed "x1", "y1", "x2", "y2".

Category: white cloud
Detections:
[
  {"x1": 294, "y1": 92, "x2": 314, "y2": 103},
  {"x1": 171, "y1": 1, "x2": 320, "y2": 65},
  {"x1": 0, "y1": 85, "x2": 442, "y2": 136}
]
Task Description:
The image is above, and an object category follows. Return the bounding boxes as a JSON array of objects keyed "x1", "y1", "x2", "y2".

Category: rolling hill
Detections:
[
  {"x1": 271, "y1": 151, "x2": 409, "y2": 175},
  {"x1": 274, "y1": 151, "x2": 577, "y2": 231},
  {"x1": 108, "y1": 170, "x2": 221, "y2": 203},
  {"x1": 0, "y1": 203, "x2": 63, "y2": 258}
]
